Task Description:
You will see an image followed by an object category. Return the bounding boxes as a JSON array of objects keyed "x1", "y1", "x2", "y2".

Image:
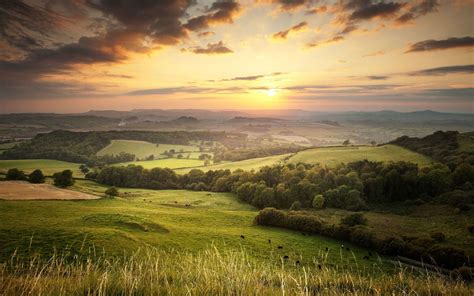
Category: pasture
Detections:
[
  {"x1": 0, "y1": 180, "x2": 378, "y2": 269},
  {"x1": 97, "y1": 140, "x2": 201, "y2": 159},
  {"x1": 0, "y1": 159, "x2": 83, "y2": 176},
  {"x1": 288, "y1": 144, "x2": 435, "y2": 167},
  {"x1": 0, "y1": 181, "x2": 99, "y2": 200},
  {"x1": 115, "y1": 158, "x2": 205, "y2": 169}
]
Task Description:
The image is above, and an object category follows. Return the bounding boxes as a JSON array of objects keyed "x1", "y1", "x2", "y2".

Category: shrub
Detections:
[
  {"x1": 312, "y1": 194, "x2": 325, "y2": 209},
  {"x1": 105, "y1": 187, "x2": 119, "y2": 197},
  {"x1": 6, "y1": 168, "x2": 27, "y2": 180},
  {"x1": 450, "y1": 266, "x2": 473, "y2": 282},
  {"x1": 289, "y1": 201, "x2": 302, "y2": 211},
  {"x1": 428, "y1": 245, "x2": 467, "y2": 269},
  {"x1": 53, "y1": 170, "x2": 75, "y2": 188},
  {"x1": 28, "y1": 169, "x2": 45, "y2": 183},
  {"x1": 341, "y1": 213, "x2": 367, "y2": 227},
  {"x1": 430, "y1": 232, "x2": 445, "y2": 242},
  {"x1": 349, "y1": 226, "x2": 375, "y2": 248},
  {"x1": 254, "y1": 208, "x2": 286, "y2": 227}
]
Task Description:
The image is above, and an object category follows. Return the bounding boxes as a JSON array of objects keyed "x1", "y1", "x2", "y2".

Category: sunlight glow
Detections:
[{"x1": 267, "y1": 88, "x2": 277, "y2": 97}]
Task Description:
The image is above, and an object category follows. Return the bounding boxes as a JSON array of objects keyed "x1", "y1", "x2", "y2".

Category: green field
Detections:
[
  {"x1": 0, "y1": 159, "x2": 83, "y2": 177},
  {"x1": 0, "y1": 179, "x2": 377, "y2": 269},
  {"x1": 116, "y1": 158, "x2": 206, "y2": 169},
  {"x1": 175, "y1": 153, "x2": 292, "y2": 174},
  {"x1": 288, "y1": 144, "x2": 435, "y2": 167},
  {"x1": 97, "y1": 140, "x2": 201, "y2": 159}
]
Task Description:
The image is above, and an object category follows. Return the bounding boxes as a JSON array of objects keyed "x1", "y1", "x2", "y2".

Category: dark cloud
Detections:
[
  {"x1": 264, "y1": 0, "x2": 313, "y2": 12},
  {"x1": 396, "y1": 0, "x2": 439, "y2": 24},
  {"x1": 184, "y1": 0, "x2": 241, "y2": 31},
  {"x1": 406, "y1": 36, "x2": 474, "y2": 52},
  {"x1": 348, "y1": 1, "x2": 405, "y2": 21},
  {"x1": 185, "y1": 41, "x2": 233, "y2": 54},
  {"x1": 197, "y1": 31, "x2": 215, "y2": 37},
  {"x1": 272, "y1": 22, "x2": 308, "y2": 40},
  {"x1": 306, "y1": 5, "x2": 327, "y2": 14},
  {"x1": 409, "y1": 64, "x2": 474, "y2": 76}
]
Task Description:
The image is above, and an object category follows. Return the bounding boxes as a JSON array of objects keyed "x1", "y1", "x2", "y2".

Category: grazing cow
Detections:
[
  {"x1": 318, "y1": 264, "x2": 322, "y2": 270},
  {"x1": 240, "y1": 235, "x2": 245, "y2": 239},
  {"x1": 341, "y1": 244, "x2": 344, "y2": 248},
  {"x1": 283, "y1": 255, "x2": 289, "y2": 259},
  {"x1": 368, "y1": 252, "x2": 373, "y2": 256},
  {"x1": 278, "y1": 246, "x2": 283, "y2": 249},
  {"x1": 268, "y1": 239, "x2": 271, "y2": 244},
  {"x1": 143, "y1": 199, "x2": 146, "y2": 201},
  {"x1": 363, "y1": 256, "x2": 369, "y2": 260},
  {"x1": 185, "y1": 204, "x2": 191, "y2": 207},
  {"x1": 295, "y1": 260, "x2": 300, "y2": 265},
  {"x1": 346, "y1": 247, "x2": 350, "y2": 251},
  {"x1": 325, "y1": 247, "x2": 329, "y2": 252},
  {"x1": 149, "y1": 201, "x2": 152, "y2": 203},
  {"x1": 174, "y1": 201, "x2": 178, "y2": 204}
]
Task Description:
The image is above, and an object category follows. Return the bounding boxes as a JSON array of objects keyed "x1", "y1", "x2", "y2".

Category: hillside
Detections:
[{"x1": 97, "y1": 140, "x2": 201, "y2": 159}]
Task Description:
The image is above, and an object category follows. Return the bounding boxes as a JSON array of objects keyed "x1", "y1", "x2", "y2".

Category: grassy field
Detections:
[
  {"x1": 115, "y1": 158, "x2": 205, "y2": 169},
  {"x1": 288, "y1": 144, "x2": 435, "y2": 167},
  {"x1": 97, "y1": 140, "x2": 200, "y2": 159},
  {"x1": 0, "y1": 159, "x2": 83, "y2": 176},
  {"x1": 0, "y1": 180, "x2": 378, "y2": 269},
  {"x1": 176, "y1": 153, "x2": 292, "y2": 174}
]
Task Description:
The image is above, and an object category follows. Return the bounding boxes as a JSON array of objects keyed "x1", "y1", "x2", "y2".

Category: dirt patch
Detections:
[{"x1": 0, "y1": 181, "x2": 100, "y2": 200}]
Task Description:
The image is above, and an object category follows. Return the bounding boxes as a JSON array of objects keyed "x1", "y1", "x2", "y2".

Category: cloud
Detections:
[
  {"x1": 306, "y1": 35, "x2": 344, "y2": 48},
  {"x1": 363, "y1": 50, "x2": 385, "y2": 57},
  {"x1": 409, "y1": 64, "x2": 474, "y2": 76},
  {"x1": 395, "y1": 0, "x2": 439, "y2": 24},
  {"x1": 348, "y1": 1, "x2": 405, "y2": 21},
  {"x1": 217, "y1": 72, "x2": 285, "y2": 81},
  {"x1": 261, "y1": 0, "x2": 314, "y2": 12},
  {"x1": 306, "y1": 5, "x2": 327, "y2": 14},
  {"x1": 367, "y1": 75, "x2": 389, "y2": 80},
  {"x1": 197, "y1": 31, "x2": 215, "y2": 37},
  {"x1": 184, "y1": 0, "x2": 241, "y2": 31},
  {"x1": 272, "y1": 22, "x2": 308, "y2": 40},
  {"x1": 185, "y1": 41, "x2": 233, "y2": 55},
  {"x1": 406, "y1": 36, "x2": 474, "y2": 52}
]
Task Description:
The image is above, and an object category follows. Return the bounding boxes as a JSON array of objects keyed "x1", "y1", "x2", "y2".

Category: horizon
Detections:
[{"x1": 0, "y1": 0, "x2": 473, "y2": 113}]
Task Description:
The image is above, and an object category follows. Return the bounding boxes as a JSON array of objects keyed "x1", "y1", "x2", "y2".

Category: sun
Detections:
[{"x1": 266, "y1": 88, "x2": 277, "y2": 97}]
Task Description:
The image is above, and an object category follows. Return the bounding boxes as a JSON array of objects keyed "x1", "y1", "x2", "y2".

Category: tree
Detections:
[
  {"x1": 29, "y1": 169, "x2": 45, "y2": 183},
  {"x1": 53, "y1": 170, "x2": 75, "y2": 188},
  {"x1": 177, "y1": 154, "x2": 183, "y2": 159},
  {"x1": 312, "y1": 194, "x2": 325, "y2": 209},
  {"x1": 452, "y1": 163, "x2": 474, "y2": 186},
  {"x1": 343, "y1": 140, "x2": 350, "y2": 146},
  {"x1": 105, "y1": 187, "x2": 119, "y2": 197},
  {"x1": 6, "y1": 168, "x2": 26, "y2": 180},
  {"x1": 289, "y1": 201, "x2": 302, "y2": 211},
  {"x1": 341, "y1": 213, "x2": 367, "y2": 226}
]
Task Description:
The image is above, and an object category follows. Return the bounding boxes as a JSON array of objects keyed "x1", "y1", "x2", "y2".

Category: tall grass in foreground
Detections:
[{"x1": 0, "y1": 246, "x2": 471, "y2": 295}]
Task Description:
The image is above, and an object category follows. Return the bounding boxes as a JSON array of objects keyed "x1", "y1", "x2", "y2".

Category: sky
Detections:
[{"x1": 0, "y1": 0, "x2": 473, "y2": 113}]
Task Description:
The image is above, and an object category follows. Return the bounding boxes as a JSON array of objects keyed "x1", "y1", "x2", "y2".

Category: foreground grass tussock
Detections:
[{"x1": 1, "y1": 247, "x2": 471, "y2": 296}]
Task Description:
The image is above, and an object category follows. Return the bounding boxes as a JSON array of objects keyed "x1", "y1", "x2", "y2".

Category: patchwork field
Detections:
[
  {"x1": 0, "y1": 180, "x2": 379, "y2": 269},
  {"x1": 115, "y1": 158, "x2": 205, "y2": 169},
  {"x1": 0, "y1": 181, "x2": 99, "y2": 200},
  {"x1": 97, "y1": 140, "x2": 201, "y2": 159},
  {"x1": 175, "y1": 153, "x2": 292, "y2": 173},
  {"x1": 288, "y1": 144, "x2": 435, "y2": 167},
  {"x1": 0, "y1": 159, "x2": 83, "y2": 176}
]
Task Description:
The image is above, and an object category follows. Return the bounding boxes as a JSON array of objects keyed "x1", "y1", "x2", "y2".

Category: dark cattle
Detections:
[
  {"x1": 363, "y1": 256, "x2": 369, "y2": 260},
  {"x1": 185, "y1": 204, "x2": 191, "y2": 207},
  {"x1": 368, "y1": 252, "x2": 373, "y2": 256},
  {"x1": 240, "y1": 235, "x2": 245, "y2": 239},
  {"x1": 318, "y1": 264, "x2": 322, "y2": 270},
  {"x1": 174, "y1": 201, "x2": 178, "y2": 203},
  {"x1": 149, "y1": 201, "x2": 152, "y2": 203},
  {"x1": 346, "y1": 247, "x2": 350, "y2": 251},
  {"x1": 143, "y1": 199, "x2": 146, "y2": 201},
  {"x1": 283, "y1": 255, "x2": 289, "y2": 259},
  {"x1": 325, "y1": 247, "x2": 329, "y2": 252},
  {"x1": 295, "y1": 260, "x2": 300, "y2": 265},
  {"x1": 268, "y1": 239, "x2": 271, "y2": 244},
  {"x1": 278, "y1": 246, "x2": 283, "y2": 249}
]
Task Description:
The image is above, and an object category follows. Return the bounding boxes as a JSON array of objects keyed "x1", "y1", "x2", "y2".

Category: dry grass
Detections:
[{"x1": 1, "y1": 246, "x2": 471, "y2": 296}]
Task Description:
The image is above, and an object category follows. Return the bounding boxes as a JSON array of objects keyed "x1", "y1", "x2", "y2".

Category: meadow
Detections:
[
  {"x1": 114, "y1": 158, "x2": 205, "y2": 170},
  {"x1": 288, "y1": 144, "x2": 435, "y2": 167},
  {"x1": 97, "y1": 140, "x2": 201, "y2": 159}
]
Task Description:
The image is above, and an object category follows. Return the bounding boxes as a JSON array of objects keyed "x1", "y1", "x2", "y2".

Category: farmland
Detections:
[{"x1": 0, "y1": 159, "x2": 83, "y2": 176}]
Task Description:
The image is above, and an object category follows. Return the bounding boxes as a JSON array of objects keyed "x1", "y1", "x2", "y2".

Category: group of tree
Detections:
[
  {"x1": 212, "y1": 144, "x2": 303, "y2": 163},
  {"x1": 93, "y1": 159, "x2": 474, "y2": 212},
  {"x1": 6, "y1": 168, "x2": 45, "y2": 184},
  {"x1": 391, "y1": 131, "x2": 473, "y2": 169},
  {"x1": 86, "y1": 152, "x2": 136, "y2": 167}
]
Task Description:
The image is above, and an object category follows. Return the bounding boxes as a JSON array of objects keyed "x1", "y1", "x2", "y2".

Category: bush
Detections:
[
  {"x1": 105, "y1": 187, "x2": 119, "y2": 197},
  {"x1": 289, "y1": 201, "x2": 302, "y2": 211},
  {"x1": 341, "y1": 213, "x2": 367, "y2": 227},
  {"x1": 53, "y1": 170, "x2": 75, "y2": 188},
  {"x1": 312, "y1": 194, "x2": 324, "y2": 209},
  {"x1": 349, "y1": 226, "x2": 375, "y2": 248},
  {"x1": 6, "y1": 168, "x2": 27, "y2": 180},
  {"x1": 430, "y1": 232, "x2": 445, "y2": 242},
  {"x1": 450, "y1": 266, "x2": 473, "y2": 282},
  {"x1": 28, "y1": 169, "x2": 45, "y2": 183},
  {"x1": 254, "y1": 208, "x2": 286, "y2": 227}
]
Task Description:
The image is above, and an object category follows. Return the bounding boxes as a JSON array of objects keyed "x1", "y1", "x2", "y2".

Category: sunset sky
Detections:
[{"x1": 0, "y1": 0, "x2": 473, "y2": 113}]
